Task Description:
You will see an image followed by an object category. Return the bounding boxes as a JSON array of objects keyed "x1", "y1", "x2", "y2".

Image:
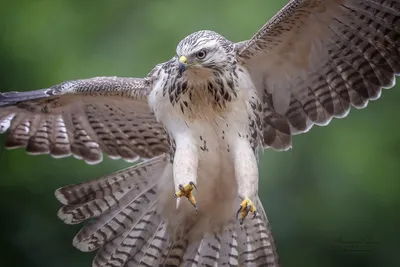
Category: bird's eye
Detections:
[{"x1": 196, "y1": 50, "x2": 207, "y2": 59}]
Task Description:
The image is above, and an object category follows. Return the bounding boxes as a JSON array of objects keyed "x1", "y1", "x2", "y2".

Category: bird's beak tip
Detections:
[{"x1": 178, "y1": 62, "x2": 186, "y2": 75}]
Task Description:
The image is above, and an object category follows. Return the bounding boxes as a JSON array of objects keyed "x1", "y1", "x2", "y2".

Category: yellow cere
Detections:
[{"x1": 179, "y1": 55, "x2": 188, "y2": 64}]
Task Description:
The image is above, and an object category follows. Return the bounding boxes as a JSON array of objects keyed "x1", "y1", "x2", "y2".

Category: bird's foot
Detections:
[
  {"x1": 174, "y1": 181, "x2": 197, "y2": 210},
  {"x1": 236, "y1": 197, "x2": 257, "y2": 225}
]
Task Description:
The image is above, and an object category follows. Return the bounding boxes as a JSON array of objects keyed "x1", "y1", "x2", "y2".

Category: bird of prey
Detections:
[{"x1": 1, "y1": 0, "x2": 399, "y2": 266}]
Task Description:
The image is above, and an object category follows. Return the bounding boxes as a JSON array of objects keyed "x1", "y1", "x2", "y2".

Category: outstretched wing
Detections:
[
  {"x1": 0, "y1": 76, "x2": 169, "y2": 164},
  {"x1": 237, "y1": 0, "x2": 400, "y2": 151}
]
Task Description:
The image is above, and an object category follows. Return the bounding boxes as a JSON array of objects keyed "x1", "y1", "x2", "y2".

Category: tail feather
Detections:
[
  {"x1": 174, "y1": 196, "x2": 279, "y2": 267},
  {"x1": 159, "y1": 222, "x2": 195, "y2": 267},
  {"x1": 55, "y1": 155, "x2": 167, "y2": 254},
  {"x1": 161, "y1": 237, "x2": 189, "y2": 267},
  {"x1": 138, "y1": 221, "x2": 169, "y2": 267},
  {"x1": 181, "y1": 226, "x2": 234, "y2": 266},
  {"x1": 72, "y1": 184, "x2": 158, "y2": 252},
  {"x1": 57, "y1": 183, "x2": 143, "y2": 225},
  {"x1": 93, "y1": 203, "x2": 160, "y2": 267},
  {"x1": 197, "y1": 232, "x2": 222, "y2": 266},
  {"x1": 181, "y1": 238, "x2": 201, "y2": 266},
  {"x1": 239, "y1": 218, "x2": 276, "y2": 266},
  {"x1": 239, "y1": 197, "x2": 279, "y2": 266},
  {"x1": 56, "y1": 158, "x2": 280, "y2": 266},
  {"x1": 128, "y1": 208, "x2": 164, "y2": 265},
  {"x1": 55, "y1": 155, "x2": 166, "y2": 205},
  {"x1": 217, "y1": 220, "x2": 239, "y2": 266}
]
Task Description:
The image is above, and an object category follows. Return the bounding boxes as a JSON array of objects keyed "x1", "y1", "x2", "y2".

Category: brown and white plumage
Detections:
[
  {"x1": 0, "y1": 77, "x2": 169, "y2": 163},
  {"x1": 239, "y1": 0, "x2": 400, "y2": 150},
  {"x1": 1, "y1": 1, "x2": 399, "y2": 266}
]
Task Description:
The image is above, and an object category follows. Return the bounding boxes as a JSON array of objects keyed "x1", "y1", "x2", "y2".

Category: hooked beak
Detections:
[{"x1": 178, "y1": 55, "x2": 187, "y2": 75}]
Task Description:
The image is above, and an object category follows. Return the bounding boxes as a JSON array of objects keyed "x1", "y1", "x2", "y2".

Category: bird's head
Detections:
[{"x1": 176, "y1": 30, "x2": 234, "y2": 76}]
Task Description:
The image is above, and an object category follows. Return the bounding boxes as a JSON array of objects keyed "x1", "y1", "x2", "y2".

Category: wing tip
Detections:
[
  {"x1": 55, "y1": 188, "x2": 70, "y2": 205},
  {"x1": 72, "y1": 235, "x2": 96, "y2": 252},
  {"x1": 57, "y1": 207, "x2": 80, "y2": 225}
]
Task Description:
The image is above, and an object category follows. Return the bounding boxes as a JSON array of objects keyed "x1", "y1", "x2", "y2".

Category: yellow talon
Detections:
[
  {"x1": 236, "y1": 197, "x2": 257, "y2": 225},
  {"x1": 174, "y1": 182, "x2": 197, "y2": 210}
]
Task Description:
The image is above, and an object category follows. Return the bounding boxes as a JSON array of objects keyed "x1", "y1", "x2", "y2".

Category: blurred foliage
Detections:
[{"x1": 1, "y1": 1, "x2": 400, "y2": 266}]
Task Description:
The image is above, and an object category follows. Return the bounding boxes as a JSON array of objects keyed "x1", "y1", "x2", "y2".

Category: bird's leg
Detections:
[
  {"x1": 173, "y1": 134, "x2": 198, "y2": 210},
  {"x1": 233, "y1": 138, "x2": 259, "y2": 225}
]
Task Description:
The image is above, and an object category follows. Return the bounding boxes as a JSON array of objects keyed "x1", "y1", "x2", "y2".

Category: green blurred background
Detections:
[{"x1": 1, "y1": 1, "x2": 399, "y2": 266}]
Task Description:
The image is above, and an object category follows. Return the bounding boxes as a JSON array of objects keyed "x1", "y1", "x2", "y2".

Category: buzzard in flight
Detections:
[{"x1": 1, "y1": 1, "x2": 399, "y2": 266}]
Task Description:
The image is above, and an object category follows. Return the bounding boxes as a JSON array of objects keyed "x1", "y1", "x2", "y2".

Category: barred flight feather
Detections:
[
  {"x1": 0, "y1": 77, "x2": 169, "y2": 164},
  {"x1": 56, "y1": 157, "x2": 279, "y2": 266},
  {"x1": 239, "y1": 0, "x2": 400, "y2": 151}
]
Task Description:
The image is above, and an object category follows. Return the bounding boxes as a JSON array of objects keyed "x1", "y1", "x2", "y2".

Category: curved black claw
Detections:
[
  {"x1": 247, "y1": 205, "x2": 252, "y2": 213},
  {"x1": 237, "y1": 205, "x2": 244, "y2": 225},
  {"x1": 189, "y1": 181, "x2": 197, "y2": 190},
  {"x1": 236, "y1": 206, "x2": 242, "y2": 219},
  {"x1": 252, "y1": 210, "x2": 257, "y2": 220}
]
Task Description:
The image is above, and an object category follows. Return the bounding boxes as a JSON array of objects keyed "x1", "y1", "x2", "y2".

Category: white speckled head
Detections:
[{"x1": 176, "y1": 30, "x2": 234, "y2": 71}]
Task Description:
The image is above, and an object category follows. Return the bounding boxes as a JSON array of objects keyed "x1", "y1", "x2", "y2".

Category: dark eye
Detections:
[{"x1": 196, "y1": 50, "x2": 207, "y2": 59}]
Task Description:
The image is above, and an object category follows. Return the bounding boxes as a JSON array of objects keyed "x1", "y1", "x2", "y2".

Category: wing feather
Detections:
[
  {"x1": 237, "y1": 0, "x2": 400, "y2": 151},
  {"x1": 0, "y1": 76, "x2": 169, "y2": 164}
]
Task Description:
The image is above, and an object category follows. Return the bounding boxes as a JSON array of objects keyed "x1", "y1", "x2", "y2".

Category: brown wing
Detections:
[
  {"x1": 237, "y1": 0, "x2": 400, "y2": 151},
  {"x1": 0, "y1": 76, "x2": 169, "y2": 164}
]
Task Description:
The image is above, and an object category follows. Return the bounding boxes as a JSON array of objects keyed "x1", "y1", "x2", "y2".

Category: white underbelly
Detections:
[
  {"x1": 173, "y1": 119, "x2": 241, "y2": 225},
  {"x1": 194, "y1": 121, "x2": 237, "y2": 202},
  {"x1": 156, "y1": 115, "x2": 246, "y2": 227}
]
